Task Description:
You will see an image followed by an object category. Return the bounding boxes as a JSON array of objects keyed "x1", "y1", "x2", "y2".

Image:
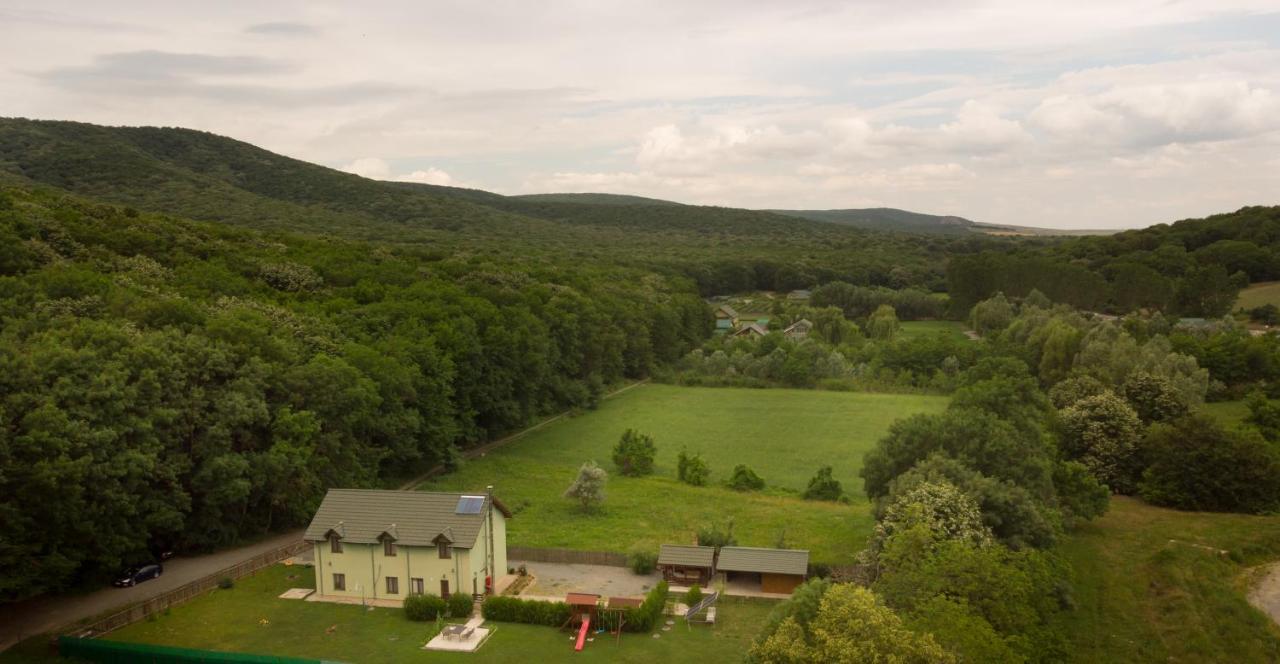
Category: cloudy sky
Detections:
[{"x1": 2, "y1": 1, "x2": 1279, "y2": 229}]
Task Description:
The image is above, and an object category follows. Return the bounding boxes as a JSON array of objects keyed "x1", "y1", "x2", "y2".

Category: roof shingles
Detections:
[
  {"x1": 304, "y1": 489, "x2": 504, "y2": 548},
  {"x1": 716, "y1": 546, "x2": 809, "y2": 576},
  {"x1": 657, "y1": 544, "x2": 715, "y2": 568}
]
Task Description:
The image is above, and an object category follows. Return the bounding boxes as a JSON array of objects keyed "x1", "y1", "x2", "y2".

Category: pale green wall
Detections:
[{"x1": 311, "y1": 540, "x2": 466, "y2": 600}]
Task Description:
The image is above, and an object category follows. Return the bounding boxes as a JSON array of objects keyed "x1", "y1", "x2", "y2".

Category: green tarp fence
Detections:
[{"x1": 57, "y1": 637, "x2": 332, "y2": 664}]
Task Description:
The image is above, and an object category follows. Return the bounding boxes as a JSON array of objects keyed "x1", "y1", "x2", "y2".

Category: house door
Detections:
[{"x1": 440, "y1": 579, "x2": 450, "y2": 598}]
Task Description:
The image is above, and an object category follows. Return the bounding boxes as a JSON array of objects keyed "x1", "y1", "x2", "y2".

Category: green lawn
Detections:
[
  {"x1": 423, "y1": 384, "x2": 948, "y2": 563},
  {"x1": 1237, "y1": 281, "x2": 1280, "y2": 311},
  {"x1": 1053, "y1": 497, "x2": 1280, "y2": 662},
  {"x1": 1204, "y1": 399, "x2": 1278, "y2": 429},
  {"x1": 897, "y1": 320, "x2": 970, "y2": 341},
  {"x1": 104, "y1": 565, "x2": 775, "y2": 663}
]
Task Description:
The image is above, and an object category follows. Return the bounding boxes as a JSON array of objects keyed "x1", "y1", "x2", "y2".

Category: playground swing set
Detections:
[{"x1": 560, "y1": 593, "x2": 646, "y2": 651}]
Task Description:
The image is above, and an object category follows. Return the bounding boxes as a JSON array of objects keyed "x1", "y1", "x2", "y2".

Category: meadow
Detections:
[
  {"x1": 1237, "y1": 281, "x2": 1280, "y2": 311},
  {"x1": 897, "y1": 320, "x2": 971, "y2": 341},
  {"x1": 1054, "y1": 497, "x2": 1280, "y2": 662},
  {"x1": 422, "y1": 384, "x2": 949, "y2": 563},
  {"x1": 101, "y1": 565, "x2": 775, "y2": 664}
]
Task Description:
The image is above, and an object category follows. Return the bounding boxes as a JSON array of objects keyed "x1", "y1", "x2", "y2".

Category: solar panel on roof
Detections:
[{"x1": 455, "y1": 496, "x2": 484, "y2": 514}]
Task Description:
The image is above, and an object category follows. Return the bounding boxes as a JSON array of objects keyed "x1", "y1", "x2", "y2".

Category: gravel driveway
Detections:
[{"x1": 512, "y1": 560, "x2": 659, "y2": 599}]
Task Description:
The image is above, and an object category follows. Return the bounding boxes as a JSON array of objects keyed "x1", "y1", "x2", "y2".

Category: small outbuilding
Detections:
[
  {"x1": 714, "y1": 305, "x2": 740, "y2": 331},
  {"x1": 715, "y1": 546, "x2": 809, "y2": 595},
  {"x1": 657, "y1": 544, "x2": 715, "y2": 585},
  {"x1": 733, "y1": 322, "x2": 769, "y2": 338},
  {"x1": 784, "y1": 319, "x2": 813, "y2": 340}
]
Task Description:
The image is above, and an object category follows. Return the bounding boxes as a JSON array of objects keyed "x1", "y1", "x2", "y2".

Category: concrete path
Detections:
[
  {"x1": 0, "y1": 529, "x2": 303, "y2": 652},
  {"x1": 1249, "y1": 562, "x2": 1280, "y2": 627}
]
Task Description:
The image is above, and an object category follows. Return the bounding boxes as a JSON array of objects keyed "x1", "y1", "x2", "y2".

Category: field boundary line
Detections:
[{"x1": 399, "y1": 378, "x2": 650, "y2": 491}]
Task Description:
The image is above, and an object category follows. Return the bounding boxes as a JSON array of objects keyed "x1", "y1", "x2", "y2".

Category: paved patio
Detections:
[
  {"x1": 424, "y1": 616, "x2": 490, "y2": 652},
  {"x1": 509, "y1": 560, "x2": 657, "y2": 599}
]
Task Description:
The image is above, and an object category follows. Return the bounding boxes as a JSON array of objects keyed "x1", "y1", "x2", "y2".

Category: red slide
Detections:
[{"x1": 574, "y1": 617, "x2": 591, "y2": 651}]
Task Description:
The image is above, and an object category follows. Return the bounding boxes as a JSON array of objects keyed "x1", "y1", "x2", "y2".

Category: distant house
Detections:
[
  {"x1": 733, "y1": 322, "x2": 769, "y2": 338},
  {"x1": 716, "y1": 546, "x2": 809, "y2": 594},
  {"x1": 714, "y1": 305, "x2": 740, "y2": 331},
  {"x1": 305, "y1": 488, "x2": 510, "y2": 602},
  {"x1": 787, "y1": 289, "x2": 812, "y2": 301},
  {"x1": 784, "y1": 319, "x2": 813, "y2": 340}
]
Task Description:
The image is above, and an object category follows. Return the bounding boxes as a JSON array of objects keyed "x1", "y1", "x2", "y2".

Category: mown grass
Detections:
[
  {"x1": 423, "y1": 384, "x2": 947, "y2": 563},
  {"x1": 1237, "y1": 281, "x2": 1280, "y2": 311},
  {"x1": 1204, "y1": 399, "x2": 1279, "y2": 429},
  {"x1": 1054, "y1": 496, "x2": 1280, "y2": 662},
  {"x1": 897, "y1": 320, "x2": 970, "y2": 341},
  {"x1": 103, "y1": 565, "x2": 775, "y2": 663}
]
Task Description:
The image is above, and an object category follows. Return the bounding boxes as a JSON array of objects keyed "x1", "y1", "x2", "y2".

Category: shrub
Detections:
[
  {"x1": 728, "y1": 464, "x2": 765, "y2": 491},
  {"x1": 802, "y1": 465, "x2": 843, "y2": 501},
  {"x1": 697, "y1": 518, "x2": 737, "y2": 548},
  {"x1": 677, "y1": 448, "x2": 710, "y2": 486},
  {"x1": 683, "y1": 584, "x2": 704, "y2": 608},
  {"x1": 612, "y1": 429, "x2": 656, "y2": 476},
  {"x1": 1140, "y1": 414, "x2": 1280, "y2": 514},
  {"x1": 623, "y1": 580, "x2": 669, "y2": 632},
  {"x1": 629, "y1": 549, "x2": 658, "y2": 575},
  {"x1": 404, "y1": 593, "x2": 448, "y2": 621},
  {"x1": 447, "y1": 591, "x2": 474, "y2": 618},
  {"x1": 1058, "y1": 392, "x2": 1143, "y2": 494},
  {"x1": 217, "y1": 577, "x2": 234, "y2": 589},
  {"x1": 481, "y1": 596, "x2": 572, "y2": 626}
]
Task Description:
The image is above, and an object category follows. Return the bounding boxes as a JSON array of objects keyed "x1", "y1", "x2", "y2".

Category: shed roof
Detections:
[
  {"x1": 303, "y1": 489, "x2": 510, "y2": 548},
  {"x1": 608, "y1": 597, "x2": 643, "y2": 608},
  {"x1": 657, "y1": 544, "x2": 715, "y2": 568},
  {"x1": 716, "y1": 546, "x2": 809, "y2": 576},
  {"x1": 566, "y1": 593, "x2": 601, "y2": 606},
  {"x1": 716, "y1": 304, "x2": 740, "y2": 318}
]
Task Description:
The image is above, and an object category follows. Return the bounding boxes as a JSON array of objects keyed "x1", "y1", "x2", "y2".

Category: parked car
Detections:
[{"x1": 113, "y1": 563, "x2": 163, "y2": 587}]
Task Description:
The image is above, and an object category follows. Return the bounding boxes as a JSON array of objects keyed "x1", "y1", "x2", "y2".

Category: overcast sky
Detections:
[{"x1": 3, "y1": 1, "x2": 1279, "y2": 229}]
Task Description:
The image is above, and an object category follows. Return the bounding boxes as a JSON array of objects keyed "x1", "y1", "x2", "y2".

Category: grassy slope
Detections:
[
  {"x1": 422, "y1": 384, "x2": 948, "y2": 563},
  {"x1": 1204, "y1": 399, "x2": 1280, "y2": 428},
  {"x1": 1055, "y1": 497, "x2": 1280, "y2": 662},
  {"x1": 103, "y1": 565, "x2": 773, "y2": 663},
  {"x1": 897, "y1": 320, "x2": 970, "y2": 342},
  {"x1": 1238, "y1": 282, "x2": 1280, "y2": 310}
]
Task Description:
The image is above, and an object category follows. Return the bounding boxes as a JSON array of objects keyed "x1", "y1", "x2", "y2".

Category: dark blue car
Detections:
[{"x1": 113, "y1": 563, "x2": 163, "y2": 587}]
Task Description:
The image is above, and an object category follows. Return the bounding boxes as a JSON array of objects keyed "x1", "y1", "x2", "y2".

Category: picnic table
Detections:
[{"x1": 441, "y1": 624, "x2": 467, "y2": 640}]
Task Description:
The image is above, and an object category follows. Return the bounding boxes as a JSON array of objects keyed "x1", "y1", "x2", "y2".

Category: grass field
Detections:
[
  {"x1": 1204, "y1": 399, "x2": 1279, "y2": 428},
  {"x1": 1237, "y1": 281, "x2": 1280, "y2": 311},
  {"x1": 102, "y1": 565, "x2": 774, "y2": 663},
  {"x1": 898, "y1": 320, "x2": 970, "y2": 341},
  {"x1": 1054, "y1": 497, "x2": 1280, "y2": 662},
  {"x1": 423, "y1": 384, "x2": 948, "y2": 563}
]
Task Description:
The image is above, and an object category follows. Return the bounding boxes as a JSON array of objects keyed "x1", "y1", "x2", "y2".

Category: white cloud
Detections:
[
  {"x1": 398, "y1": 168, "x2": 463, "y2": 186},
  {"x1": 340, "y1": 158, "x2": 468, "y2": 187},
  {"x1": 340, "y1": 157, "x2": 391, "y2": 179}
]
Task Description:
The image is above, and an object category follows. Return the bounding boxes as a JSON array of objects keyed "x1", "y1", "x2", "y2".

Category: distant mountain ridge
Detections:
[{"x1": 771, "y1": 207, "x2": 1114, "y2": 236}]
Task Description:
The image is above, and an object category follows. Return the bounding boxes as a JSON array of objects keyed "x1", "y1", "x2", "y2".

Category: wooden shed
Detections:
[
  {"x1": 715, "y1": 546, "x2": 808, "y2": 594},
  {"x1": 657, "y1": 544, "x2": 715, "y2": 585}
]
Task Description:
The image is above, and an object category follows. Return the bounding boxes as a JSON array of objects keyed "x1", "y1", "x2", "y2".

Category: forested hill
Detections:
[
  {"x1": 771, "y1": 207, "x2": 979, "y2": 234},
  {"x1": 948, "y1": 205, "x2": 1280, "y2": 316},
  {"x1": 0, "y1": 117, "x2": 1020, "y2": 295}
]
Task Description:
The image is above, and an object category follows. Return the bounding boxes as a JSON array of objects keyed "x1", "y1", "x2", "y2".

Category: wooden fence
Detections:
[
  {"x1": 64, "y1": 539, "x2": 311, "y2": 639},
  {"x1": 508, "y1": 546, "x2": 627, "y2": 567}
]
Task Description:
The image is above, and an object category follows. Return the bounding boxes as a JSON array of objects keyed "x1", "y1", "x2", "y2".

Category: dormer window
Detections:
[
  {"x1": 438, "y1": 541, "x2": 451, "y2": 559},
  {"x1": 383, "y1": 538, "x2": 396, "y2": 557},
  {"x1": 329, "y1": 534, "x2": 343, "y2": 554}
]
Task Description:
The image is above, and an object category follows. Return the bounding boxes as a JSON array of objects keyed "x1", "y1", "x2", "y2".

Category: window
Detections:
[
  {"x1": 333, "y1": 573, "x2": 346, "y2": 591},
  {"x1": 330, "y1": 535, "x2": 343, "y2": 554},
  {"x1": 386, "y1": 576, "x2": 399, "y2": 595},
  {"x1": 383, "y1": 539, "x2": 396, "y2": 557},
  {"x1": 438, "y1": 542, "x2": 451, "y2": 559},
  {"x1": 411, "y1": 578, "x2": 424, "y2": 594}
]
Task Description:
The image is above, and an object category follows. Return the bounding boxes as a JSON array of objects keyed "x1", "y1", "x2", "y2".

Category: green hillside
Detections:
[
  {"x1": 511, "y1": 192, "x2": 682, "y2": 206},
  {"x1": 772, "y1": 207, "x2": 979, "y2": 234}
]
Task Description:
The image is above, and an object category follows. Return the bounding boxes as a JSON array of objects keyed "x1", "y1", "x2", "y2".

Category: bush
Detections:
[
  {"x1": 564, "y1": 460, "x2": 607, "y2": 511},
  {"x1": 697, "y1": 518, "x2": 737, "y2": 548},
  {"x1": 404, "y1": 593, "x2": 448, "y2": 621},
  {"x1": 447, "y1": 591, "x2": 474, "y2": 618},
  {"x1": 217, "y1": 577, "x2": 234, "y2": 590},
  {"x1": 802, "y1": 465, "x2": 843, "y2": 501},
  {"x1": 683, "y1": 584, "x2": 703, "y2": 607},
  {"x1": 1140, "y1": 414, "x2": 1280, "y2": 514},
  {"x1": 481, "y1": 596, "x2": 572, "y2": 626},
  {"x1": 623, "y1": 580, "x2": 669, "y2": 632},
  {"x1": 612, "y1": 429, "x2": 656, "y2": 476},
  {"x1": 677, "y1": 448, "x2": 710, "y2": 486},
  {"x1": 728, "y1": 464, "x2": 765, "y2": 491},
  {"x1": 629, "y1": 549, "x2": 658, "y2": 575}
]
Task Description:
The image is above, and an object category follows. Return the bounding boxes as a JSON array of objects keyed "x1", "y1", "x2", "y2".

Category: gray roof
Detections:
[
  {"x1": 304, "y1": 489, "x2": 510, "y2": 548},
  {"x1": 716, "y1": 546, "x2": 809, "y2": 576},
  {"x1": 657, "y1": 544, "x2": 715, "y2": 568}
]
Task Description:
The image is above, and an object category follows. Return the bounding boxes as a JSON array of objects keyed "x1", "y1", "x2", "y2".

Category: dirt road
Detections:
[{"x1": 0, "y1": 529, "x2": 303, "y2": 652}]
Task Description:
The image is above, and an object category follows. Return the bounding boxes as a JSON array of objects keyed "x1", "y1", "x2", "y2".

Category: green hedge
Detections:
[
  {"x1": 481, "y1": 596, "x2": 573, "y2": 626},
  {"x1": 623, "y1": 580, "x2": 669, "y2": 632},
  {"x1": 447, "y1": 591, "x2": 474, "y2": 618},
  {"x1": 404, "y1": 593, "x2": 447, "y2": 621}
]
